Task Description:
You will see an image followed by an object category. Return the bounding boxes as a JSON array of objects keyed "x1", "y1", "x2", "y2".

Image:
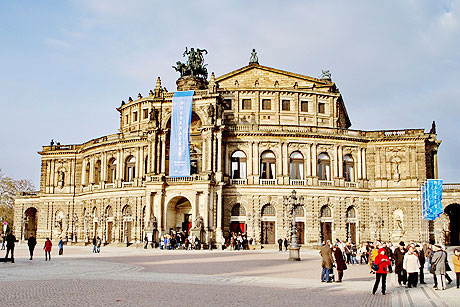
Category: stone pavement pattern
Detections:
[{"x1": 0, "y1": 245, "x2": 458, "y2": 306}]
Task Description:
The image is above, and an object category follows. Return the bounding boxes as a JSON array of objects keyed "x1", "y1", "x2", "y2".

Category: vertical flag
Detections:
[
  {"x1": 422, "y1": 179, "x2": 443, "y2": 220},
  {"x1": 169, "y1": 90, "x2": 194, "y2": 177}
]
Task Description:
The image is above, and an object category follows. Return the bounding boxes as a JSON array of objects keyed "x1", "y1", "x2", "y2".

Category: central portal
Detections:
[{"x1": 166, "y1": 196, "x2": 192, "y2": 235}]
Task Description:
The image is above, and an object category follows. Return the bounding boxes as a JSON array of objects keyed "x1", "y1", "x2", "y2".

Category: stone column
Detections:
[
  {"x1": 89, "y1": 156, "x2": 95, "y2": 184},
  {"x1": 333, "y1": 145, "x2": 338, "y2": 178},
  {"x1": 217, "y1": 130, "x2": 222, "y2": 173},
  {"x1": 160, "y1": 134, "x2": 166, "y2": 174},
  {"x1": 101, "y1": 152, "x2": 107, "y2": 182},
  {"x1": 216, "y1": 185, "x2": 223, "y2": 242},
  {"x1": 362, "y1": 148, "x2": 367, "y2": 179},
  {"x1": 357, "y1": 148, "x2": 362, "y2": 180},
  {"x1": 253, "y1": 142, "x2": 259, "y2": 179},
  {"x1": 338, "y1": 145, "x2": 343, "y2": 178},
  {"x1": 311, "y1": 144, "x2": 317, "y2": 177},
  {"x1": 202, "y1": 132, "x2": 207, "y2": 173},
  {"x1": 282, "y1": 142, "x2": 289, "y2": 183},
  {"x1": 139, "y1": 146, "x2": 144, "y2": 179},
  {"x1": 434, "y1": 151, "x2": 438, "y2": 179},
  {"x1": 306, "y1": 143, "x2": 312, "y2": 177}
]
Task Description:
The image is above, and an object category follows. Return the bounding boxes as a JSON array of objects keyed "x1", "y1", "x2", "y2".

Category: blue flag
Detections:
[
  {"x1": 169, "y1": 90, "x2": 194, "y2": 177},
  {"x1": 422, "y1": 179, "x2": 443, "y2": 220}
]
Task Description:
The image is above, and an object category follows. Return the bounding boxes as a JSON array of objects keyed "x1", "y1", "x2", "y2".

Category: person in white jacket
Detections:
[{"x1": 403, "y1": 245, "x2": 421, "y2": 288}]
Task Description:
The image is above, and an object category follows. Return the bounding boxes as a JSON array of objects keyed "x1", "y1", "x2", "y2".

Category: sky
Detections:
[{"x1": 0, "y1": 0, "x2": 459, "y2": 188}]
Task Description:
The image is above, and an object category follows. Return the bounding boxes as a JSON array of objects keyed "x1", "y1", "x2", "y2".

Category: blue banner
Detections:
[
  {"x1": 422, "y1": 179, "x2": 443, "y2": 220},
  {"x1": 169, "y1": 90, "x2": 194, "y2": 177}
]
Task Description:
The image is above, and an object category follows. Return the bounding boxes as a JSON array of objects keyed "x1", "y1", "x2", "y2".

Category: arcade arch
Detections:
[{"x1": 166, "y1": 196, "x2": 193, "y2": 235}]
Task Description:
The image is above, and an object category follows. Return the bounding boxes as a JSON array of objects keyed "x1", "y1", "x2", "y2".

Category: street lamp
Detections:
[{"x1": 286, "y1": 190, "x2": 302, "y2": 261}]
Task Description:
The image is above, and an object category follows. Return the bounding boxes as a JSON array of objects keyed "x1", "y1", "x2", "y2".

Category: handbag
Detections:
[
  {"x1": 371, "y1": 262, "x2": 379, "y2": 271},
  {"x1": 430, "y1": 264, "x2": 436, "y2": 274}
]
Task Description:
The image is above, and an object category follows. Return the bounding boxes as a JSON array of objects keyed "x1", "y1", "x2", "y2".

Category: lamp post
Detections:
[{"x1": 287, "y1": 190, "x2": 302, "y2": 261}]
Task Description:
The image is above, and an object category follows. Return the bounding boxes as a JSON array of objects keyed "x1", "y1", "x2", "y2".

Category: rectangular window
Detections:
[
  {"x1": 282, "y1": 100, "x2": 290, "y2": 111},
  {"x1": 262, "y1": 99, "x2": 271, "y2": 110},
  {"x1": 318, "y1": 102, "x2": 326, "y2": 114},
  {"x1": 143, "y1": 109, "x2": 148, "y2": 119},
  {"x1": 242, "y1": 99, "x2": 251, "y2": 110},
  {"x1": 301, "y1": 101, "x2": 309, "y2": 112},
  {"x1": 125, "y1": 115, "x2": 129, "y2": 124},
  {"x1": 133, "y1": 111, "x2": 138, "y2": 122}
]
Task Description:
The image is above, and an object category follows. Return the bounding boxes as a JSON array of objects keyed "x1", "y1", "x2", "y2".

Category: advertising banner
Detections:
[
  {"x1": 169, "y1": 90, "x2": 194, "y2": 177},
  {"x1": 422, "y1": 179, "x2": 444, "y2": 220}
]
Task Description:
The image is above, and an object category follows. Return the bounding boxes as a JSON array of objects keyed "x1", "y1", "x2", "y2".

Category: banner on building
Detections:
[
  {"x1": 422, "y1": 179, "x2": 444, "y2": 220},
  {"x1": 169, "y1": 90, "x2": 194, "y2": 177}
]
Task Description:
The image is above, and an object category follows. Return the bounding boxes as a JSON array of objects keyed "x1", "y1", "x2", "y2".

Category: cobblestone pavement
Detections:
[{"x1": 0, "y1": 245, "x2": 459, "y2": 306}]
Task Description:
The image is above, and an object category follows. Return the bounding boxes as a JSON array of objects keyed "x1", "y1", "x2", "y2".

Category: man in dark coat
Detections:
[
  {"x1": 416, "y1": 244, "x2": 426, "y2": 284},
  {"x1": 320, "y1": 240, "x2": 334, "y2": 282},
  {"x1": 383, "y1": 243, "x2": 393, "y2": 273},
  {"x1": 333, "y1": 244, "x2": 347, "y2": 282},
  {"x1": 283, "y1": 238, "x2": 289, "y2": 251},
  {"x1": 28, "y1": 233, "x2": 37, "y2": 260},
  {"x1": 5, "y1": 232, "x2": 17, "y2": 263},
  {"x1": 394, "y1": 242, "x2": 407, "y2": 285},
  {"x1": 278, "y1": 238, "x2": 283, "y2": 251}
]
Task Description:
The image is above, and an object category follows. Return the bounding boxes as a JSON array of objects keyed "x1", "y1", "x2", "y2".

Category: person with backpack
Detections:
[{"x1": 372, "y1": 248, "x2": 391, "y2": 295}]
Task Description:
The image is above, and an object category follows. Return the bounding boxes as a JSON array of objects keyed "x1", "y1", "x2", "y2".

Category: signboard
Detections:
[
  {"x1": 169, "y1": 90, "x2": 194, "y2": 177},
  {"x1": 422, "y1": 179, "x2": 443, "y2": 220}
]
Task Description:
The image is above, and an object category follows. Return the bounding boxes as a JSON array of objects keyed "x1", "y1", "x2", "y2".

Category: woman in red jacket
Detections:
[
  {"x1": 44, "y1": 238, "x2": 52, "y2": 261},
  {"x1": 372, "y1": 248, "x2": 391, "y2": 295}
]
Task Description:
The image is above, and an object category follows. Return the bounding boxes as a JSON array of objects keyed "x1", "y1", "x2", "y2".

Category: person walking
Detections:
[
  {"x1": 4, "y1": 231, "x2": 16, "y2": 263},
  {"x1": 58, "y1": 237, "x2": 64, "y2": 255},
  {"x1": 144, "y1": 234, "x2": 149, "y2": 249},
  {"x1": 333, "y1": 244, "x2": 347, "y2": 282},
  {"x1": 431, "y1": 245, "x2": 447, "y2": 290},
  {"x1": 277, "y1": 238, "x2": 283, "y2": 251},
  {"x1": 453, "y1": 248, "x2": 460, "y2": 289},
  {"x1": 320, "y1": 240, "x2": 334, "y2": 283},
  {"x1": 27, "y1": 233, "x2": 37, "y2": 260},
  {"x1": 403, "y1": 245, "x2": 420, "y2": 288},
  {"x1": 283, "y1": 238, "x2": 289, "y2": 251},
  {"x1": 416, "y1": 244, "x2": 426, "y2": 284},
  {"x1": 44, "y1": 238, "x2": 52, "y2": 261},
  {"x1": 92, "y1": 236, "x2": 97, "y2": 253},
  {"x1": 96, "y1": 236, "x2": 101, "y2": 253},
  {"x1": 372, "y1": 248, "x2": 391, "y2": 295},
  {"x1": 1, "y1": 234, "x2": 5, "y2": 250},
  {"x1": 394, "y1": 242, "x2": 407, "y2": 285}
]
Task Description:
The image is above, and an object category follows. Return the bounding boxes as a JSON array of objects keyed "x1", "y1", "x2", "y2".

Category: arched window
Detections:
[
  {"x1": 343, "y1": 155, "x2": 354, "y2": 182},
  {"x1": 317, "y1": 152, "x2": 331, "y2": 180},
  {"x1": 122, "y1": 205, "x2": 132, "y2": 217},
  {"x1": 231, "y1": 151, "x2": 247, "y2": 179},
  {"x1": 346, "y1": 206, "x2": 356, "y2": 219},
  {"x1": 261, "y1": 204, "x2": 276, "y2": 216},
  {"x1": 231, "y1": 204, "x2": 246, "y2": 216},
  {"x1": 125, "y1": 156, "x2": 136, "y2": 182},
  {"x1": 320, "y1": 205, "x2": 332, "y2": 218},
  {"x1": 260, "y1": 151, "x2": 276, "y2": 179},
  {"x1": 290, "y1": 151, "x2": 304, "y2": 180},
  {"x1": 84, "y1": 162, "x2": 90, "y2": 186},
  {"x1": 95, "y1": 160, "x2": 102, "y2": 184},
  {"x1": 107, "y1": 158, "x2": 117, "y2": 183}
]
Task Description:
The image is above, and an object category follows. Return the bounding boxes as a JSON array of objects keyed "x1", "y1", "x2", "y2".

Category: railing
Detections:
[
  {"x1": 319, "y1": 180, "x2": 334, "y2": 187},
  {"x1": 345, "y1": 182, "x2": 359, "y2": 188},
  {"x1": 259, "y1": 179, "x2": 277, "y2": 185},
  {"x1": 230, "y1": 179, "x2": 248, "y2": 185},
  {"x1": 92, "y1": 184, "x2": 100, "y2": 190},
  {"x1": 166, "y1": 174, "x2": 209, "y2": 183},
  {"x1": 105, "y1": 183, "x2": 115, "y2": 189},
  {"x1": 289, "y1": 179, "x2": 308, "y2": 186},
  {"x1": 444, "y1": 183, "x2": 460, "y2": 190},
  {"x1": 82, "y1": 186, "x2": 91, "y2": 192},
  {"x1": 122, "y1": 182, "x2": 134, "y2": 188}
]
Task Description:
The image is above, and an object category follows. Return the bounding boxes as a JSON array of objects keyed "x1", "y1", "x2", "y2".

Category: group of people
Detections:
[
  {"x1": 2, "y1": 231, "x2": 64, "y2": 262},
  {"x1": 222, "y1": 233, "x2": 251, "y2": 250},
  {"x1": 319, "y1": 238, "x2": 460, "y2": 295},
  {"x1": 92, "y1": 236, "x2": 102, "y2": 253},
  {"x1": 277, "y1": 238, "x2": 289, "y2": 251},
  {"x1": 159, "y1": 232, "x2": 202, "y2": 250}
]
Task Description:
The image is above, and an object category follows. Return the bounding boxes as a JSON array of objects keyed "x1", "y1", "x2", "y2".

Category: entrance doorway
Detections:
[
  {"x1": 295, "y1": 222, "x2": 305, "y2": 244},
  {"x1": 321, "y1": 222, "x2": 332, "y2": 243},
  {"x1": 261, "y1": 221, "x2": 275, "y2": 244},
  {"x1": 445, "y1": 203, "x2": 460, "y2": 245},
  {"x1": 106, "y1": 222, "x2": 113, "y2": 243},
  {"x1": 24, "y1": 207, "x2": 38, "y2": 238},
  {"x1": 166, "y1": 196, "x2": 192, "y2": 235}
]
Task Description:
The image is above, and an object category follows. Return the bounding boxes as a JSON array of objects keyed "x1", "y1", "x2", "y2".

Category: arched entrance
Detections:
[
  {"x1": 346, "y1": 206, "x2": 357, "y2": 244},
  {"x1": 166, "y1": 196, "x2": 192, "y2": 235},
  {"x1": 24, "y1": 207, "x2": 38, "y2": 238},
  {"x1": 320, "y1": 205, "x2": 333, "y2": 243},
  {"x1": 230, "y1": 204, "x2": 246, "y2": 234},
  {"x1": 104, "y1": 206, "x2": 114, "y2": 243},
  {"x1": 445, "y1": 203, "x2": 460, "y2": 245},
  {"x1": 294, "y1": 205, "x2": 305, "y2": 244},
  {"x1": 122, "y1": 205, "x2": 133, "y2": 243}
]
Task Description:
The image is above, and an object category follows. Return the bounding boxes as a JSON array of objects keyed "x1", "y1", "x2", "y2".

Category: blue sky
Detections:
[{"x1": 0, "y1": 0, "x2": 459, "y2": 187}]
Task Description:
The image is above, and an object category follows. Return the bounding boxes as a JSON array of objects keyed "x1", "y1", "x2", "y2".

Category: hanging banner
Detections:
[
  {"x1": 422, "y1": 179, "x2": 444, "y2": 220},
  {"x1": 169, "y1": 90, "x2": 194, "y2": 177}
]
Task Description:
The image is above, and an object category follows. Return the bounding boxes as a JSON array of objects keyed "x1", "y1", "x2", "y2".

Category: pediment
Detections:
[{"x1": 215, "y1": 64, "x2": 332, "y2": 89}]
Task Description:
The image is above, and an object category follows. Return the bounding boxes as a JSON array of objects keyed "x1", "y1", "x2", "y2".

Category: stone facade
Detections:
[{"x1": 14, "y1": 61, "x2": 459, "y2": 245}]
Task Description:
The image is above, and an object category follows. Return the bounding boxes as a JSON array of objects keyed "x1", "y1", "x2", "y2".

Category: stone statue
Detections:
[
  {"x1": 138, "y1": 93, "x2": 142, "y2": 99},
  {"x1": 430, "y1": 120, "x2": 436, "y2": 134},
  {"x1": 149, "y1": 90, "x2": 154, "y2": 96},
  {"x1": 149, "y1": 107, "x2": 159, "y2": 128},
  {"x1": 194, "y1": 215, "x2": 203, "y2": 229},
  {"x1": 58, "y1": 171, "x2": 65, "y2": 187},
  {"x1": 50, "y1": 139, "x2": 54, "y2": 146},
  {"x1": 216, "y1": 102, "x2": 223, "y2": 120},
  {"x1": 173, "y1": 47, "x2": 208, "y2": 79},
  {"x1": 249, "y1": 49, "x2": 259, "y2": 64},
  {"x1": 320, "y1": 70, "x2": 332, "y2": 80},
  {"x1": 207, "y1": 103, "x2": 215, "y2": 124},
  {"x1": 392, "y1": 162, "x2": 400, "y2": 182},
  {"x1": 395, "y1": 215, "x2": 403, "y2": 231}
]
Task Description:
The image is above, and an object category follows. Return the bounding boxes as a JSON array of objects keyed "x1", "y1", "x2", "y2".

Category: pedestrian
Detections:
[
  {"x1": 416, "y1": 244, "x2": 426, "y2": 284},
  {"x1": 1, "y1": 234, "x2": 5, "y2": 250},
  {"x1": 4, "y1": 231, "x2": 16, "y2": 263},
  {"x1": 209, "y1": 237, "x2": 214, "y2": 250},
  {"x1": 283, "y1": 238, "x2": 288, "y2": 251},
  {"x1": 320, "y1": 240, "x2": 334, "y2": 283},
  {"x1": 220, "y1": 235, "x2": 226, "y2": 250},
  {"x1": 44, "y1": 238, "x2": 52, "y2": 261},
  {"x1": 96, "y1": 236, "x2": 101, "y2": 253},
  {"x1": 453, "y1": 248, "x2": 460, "y2": 289},
  {"x1": 403, "y1": 245, "x2": 420, "y2": 288},
  {"x1": 372, "y1": 248, "x2": 391, "y2": 295},
  {"x1": 58, "y1": 237, "x2": 64, "y2": 255},
  {"x1": 144, "y1": 234, "x2": 148, "y2": 249},
  {"x1": 278, "y1": 238, "x2": 283, "y2": 251},
  {"x1": 28, "y1": 233, "x2": 37, "y2": 260},
  {"x1": 431, "y1": 245, "x2": 447, "y2": 290},
  {"x1": 92, "y1": 236, "x2": 97, "y2": 253},
  {"x1": 333, "y1": 244, "x2": 347, "y2": 282},
  {"x1": 383, "y1": 243, "x2": 393, "y2": 273},
  {"x1": 443, "y1": 247, "x2": 453, "y2": 285},
  {"x1": 394, "y1": 242, "x2": 407, "y2": 285}
]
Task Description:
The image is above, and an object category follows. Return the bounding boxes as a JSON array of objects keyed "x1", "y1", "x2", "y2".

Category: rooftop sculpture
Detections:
[{"x1": 173, "y1": 47, "x2": 208, "y2": 80}]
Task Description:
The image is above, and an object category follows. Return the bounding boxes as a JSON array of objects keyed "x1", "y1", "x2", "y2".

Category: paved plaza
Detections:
[{"x1": 1, "y1": 245, "x2": 459, "y2": 307}]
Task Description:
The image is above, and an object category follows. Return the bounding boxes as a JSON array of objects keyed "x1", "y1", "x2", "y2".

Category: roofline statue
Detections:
[{"x1": 173, "y1": 47, "x2": 208, "y2": 80}]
